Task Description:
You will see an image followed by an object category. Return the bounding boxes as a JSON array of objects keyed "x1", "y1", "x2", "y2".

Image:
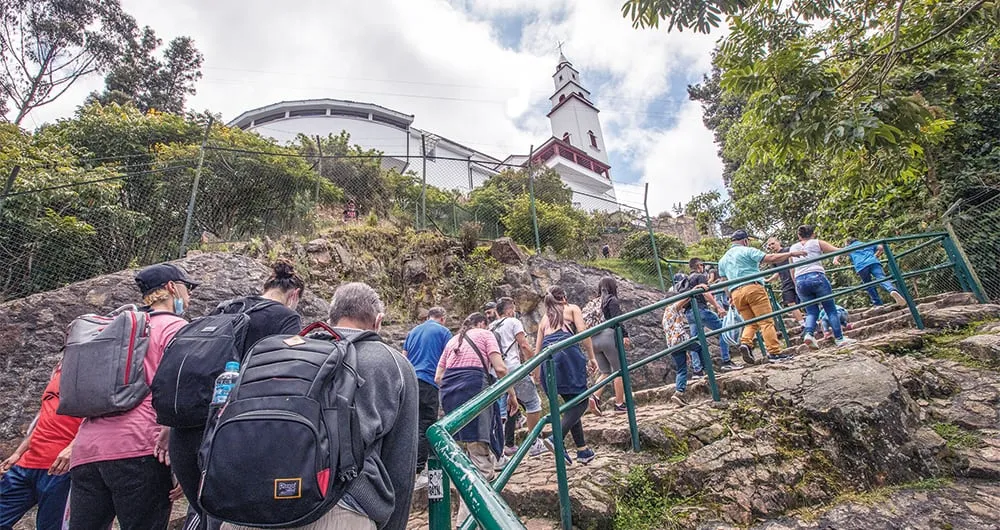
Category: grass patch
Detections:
[
  {"x1": 613, "y1": 466, "x2": 696, "y2": 530},
  {"x1": 724, "y1": 391, "x2": 768, "y2": 432},
  {"x1": 659, "y1": 427, "x2": 690, "y2": 464},
  {"x1": 585, "y1": 259, "x2": 664, "y2": 289},
  {"x1": 931, "y1": 422, "x2": 984, "y2": 450},
  {"x1": 795, "y1": 477, "x2": 952, "y2": 522}
]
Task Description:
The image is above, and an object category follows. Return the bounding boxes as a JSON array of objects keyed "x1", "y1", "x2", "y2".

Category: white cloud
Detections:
[
  {"x1": 6, "y1": 0, "x2": 726, "y2": 213},
  {"x1": 636, "y1": 100, "x2": 725, "y2": 216}
]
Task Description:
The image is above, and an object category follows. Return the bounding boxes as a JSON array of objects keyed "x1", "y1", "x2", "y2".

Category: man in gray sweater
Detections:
[{"x1": 224, "y1": 282, "x2": 418, "y2": 530}]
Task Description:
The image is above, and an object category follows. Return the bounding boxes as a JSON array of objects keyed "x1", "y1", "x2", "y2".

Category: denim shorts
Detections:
[{"x1": 500, "y1": 376, "x2": 543, "y2": 416}]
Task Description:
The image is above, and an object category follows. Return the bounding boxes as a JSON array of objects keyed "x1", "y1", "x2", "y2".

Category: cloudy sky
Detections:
[{"x1": 12, "y1": 0, "x2": 725, "y2": 215}]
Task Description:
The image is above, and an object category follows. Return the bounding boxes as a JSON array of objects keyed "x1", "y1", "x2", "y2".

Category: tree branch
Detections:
[{"x1": 898, "y1": 0, "x2": 986, "y2": 54}]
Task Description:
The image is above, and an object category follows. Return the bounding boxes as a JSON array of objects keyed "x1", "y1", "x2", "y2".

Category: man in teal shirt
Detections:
[{"x1": 718, "y1": 230, "x2": 805, "y2": 363}]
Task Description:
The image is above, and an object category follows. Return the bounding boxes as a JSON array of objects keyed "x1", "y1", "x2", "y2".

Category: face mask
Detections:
[{"x1": 173, "y1": 297, "x2": 186, "y2": 316}]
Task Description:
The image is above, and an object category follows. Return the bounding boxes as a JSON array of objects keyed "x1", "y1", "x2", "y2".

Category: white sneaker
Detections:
[
  {"x1": 803, "y1": 333, "x2": 820, "y2": 349},
  {"x1": 414, "y1": 471, "x2": 428, "y2": 490},
  {"x1": 493, "y1": 454, "x2": 509, "y2": 471},
  {"x1": 528, "y1": 440, "x2": 546, "y2": 457},
  {"x1": 835, "y1": 337, "x2": 858, "y2": 347}
]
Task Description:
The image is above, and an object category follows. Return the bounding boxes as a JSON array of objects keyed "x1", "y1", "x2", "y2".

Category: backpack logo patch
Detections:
[{"x1": 274, "y1": 478, "x2": 302, "y2": 499}]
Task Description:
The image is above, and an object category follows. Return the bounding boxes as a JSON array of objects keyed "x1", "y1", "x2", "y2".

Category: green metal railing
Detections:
[{"x1": 425, "y1": 232, "x2": 983, "y2": 530}]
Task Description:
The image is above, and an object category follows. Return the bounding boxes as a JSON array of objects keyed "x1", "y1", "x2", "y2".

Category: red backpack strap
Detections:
[{"x1": 300, "y1": 321, "x2": 340, "y2": 339}]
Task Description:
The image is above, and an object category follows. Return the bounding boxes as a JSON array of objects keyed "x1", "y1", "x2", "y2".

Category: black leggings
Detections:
[
  {"x1": 169, "y1": 427, "x2": 221, "y2": 530},
  {"x1": 558, "y1": 393, "x2": 587, "y2": 448},
  {"x1": 504, "y1": 404, "x2": 521, "y2": 447}
]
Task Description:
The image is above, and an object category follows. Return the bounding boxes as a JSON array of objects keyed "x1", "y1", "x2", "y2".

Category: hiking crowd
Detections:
[{"x1": 0, "y1": 225, "x2": 904, "y2": 530}]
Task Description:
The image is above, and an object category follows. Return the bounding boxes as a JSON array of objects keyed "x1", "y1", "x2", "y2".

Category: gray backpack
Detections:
[{"x1": 57, "y1": 305, "x2": 153, "y2": 418}]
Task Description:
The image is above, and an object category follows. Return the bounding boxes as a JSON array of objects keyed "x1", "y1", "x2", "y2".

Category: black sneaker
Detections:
[
  {"x1": 719, "y1": 361, "x2": 743, "y2": 372},
  {"x1": 767, "y1": 353, "x2": 793, "y2": 363},
  {"x1": 739, "y1": 344, "x2": 756, "y2": 365},
  {"x1": 689, "y1": 370, "x2": 706, "y2": 380}
]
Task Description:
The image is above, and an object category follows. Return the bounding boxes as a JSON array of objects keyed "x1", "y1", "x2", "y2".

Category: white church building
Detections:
[{"x1": 229, "y1": 53, "x2": 619, "y2": 210}]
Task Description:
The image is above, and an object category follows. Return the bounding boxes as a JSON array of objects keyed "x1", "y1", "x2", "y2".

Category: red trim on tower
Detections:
[{"x1": 527, "y1": 137, "x2": 611, "y2": 178}]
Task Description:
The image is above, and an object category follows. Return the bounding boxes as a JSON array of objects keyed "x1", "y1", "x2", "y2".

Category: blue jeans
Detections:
[
  {"x1": 796, "y1": 272, "x2": 844, "y2": 339},
  {"x1": 671, "y1": 350, "x2": 689, "y2": 393},
  {"x1": 822, "y1": 308, "x2": 849, "y2": 334},
  {"x1": 0, "y1": 465, "x2": 71, "y2": 530},
  {"x1": 686, "y1": 307, "x2": 730, "y2": 368},
  {"x1": 857, "y1": 263, "x2": 897, "y2": 306}
]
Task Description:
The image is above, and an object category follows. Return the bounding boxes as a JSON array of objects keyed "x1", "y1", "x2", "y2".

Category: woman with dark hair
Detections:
[
  {"x1": 589, "y1": 277, "x2": 631, "y2": 414},
  {"x1": 168, "y1": 261, "x2": 305, "y2": 530},
  {"x1": 435, "y1": 312, "x2": 512, "y2": 522},
  {"x1": 535, "y1": 286, "x2": 599, "y2": 465},
  {"x1": 789, "y1": 225, "x2": 858, "y2": 349}
]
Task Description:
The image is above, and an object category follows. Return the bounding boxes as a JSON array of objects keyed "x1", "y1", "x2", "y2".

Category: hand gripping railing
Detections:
[{"x1": 425, "y1": 231, "x2": 981, "y2": 530}]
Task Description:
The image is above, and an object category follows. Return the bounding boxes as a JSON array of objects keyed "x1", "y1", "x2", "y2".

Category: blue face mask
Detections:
[{"x1": 173, "y1": 297, "x2": 185, "y2": 316}]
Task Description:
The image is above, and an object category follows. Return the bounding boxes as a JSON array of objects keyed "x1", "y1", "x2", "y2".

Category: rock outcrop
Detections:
[{"x1": 0, "y1": 253, "x2": 329, "y2": 454}]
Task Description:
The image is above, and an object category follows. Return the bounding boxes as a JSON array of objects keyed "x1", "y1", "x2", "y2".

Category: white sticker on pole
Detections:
[{"x1": 427, "y1": 469, "x2": 444, "y2": 500}]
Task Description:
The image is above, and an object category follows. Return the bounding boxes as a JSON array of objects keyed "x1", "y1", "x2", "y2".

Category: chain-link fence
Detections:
[
  {"x1": 0, "y1": 130, "x2": 674, "y2": 301},
  {"x1": 945, "y1": 188, "x2": 1000, "y2": 302}
]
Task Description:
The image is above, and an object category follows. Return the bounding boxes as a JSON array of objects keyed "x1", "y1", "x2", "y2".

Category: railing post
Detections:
[
  {"x1": 427, "y1": 454, "x2": 451, "y2": 530},
  {"x1": 644, "y1": 183, "x2": 666, "y2": 292},
  {"x1": 943, "y1": 229, "x2": 988, "y2": 303},
  {"x1": 666, "y1": 262, "x2": 674, "y2": 286},
  {"x1": 765, "y1": 284, "x2": 791, "y2": 347},
  {"x1": 179, "y1": 116, "x2": 213, "y2": 258},
  {"x1": 883, "y1": 243, "x2": 925, "y2": 329},
  {"x1": 543, "y1": 357, "x2": 572, "y2": 530},
  {"x1": 614, "y1": 326, "x2": 640, "y2": 452},
  {"x1": 941, "y1": 236, "x2": 972, "y2": 294},
  {"x1": 690, "y1": 297, "x2": 721, "y2": 402}
]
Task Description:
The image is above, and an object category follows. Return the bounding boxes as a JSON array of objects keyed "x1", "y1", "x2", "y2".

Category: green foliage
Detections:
[
  {"x1": 684, "y1": 190, "x2": 729, "y2": 236},
  {"x1": 469, "y1": 167, "x2": 574, "y2": 235},
  {"x1": 613, "y1": 466, "x2": 690, "y2": 530},
  {"x1": 91, "y1": 27, "x2": 203, "y2": 114},
  {"x1": 621, "y1": 231, "x2": 687, "y2": 262},
  {"x1": 931, "y1": 422, "x2": 984, "y2": 450},
  {"x1": 586, "y1": 258, "x2": 664, "y2": 290},
  {"x1": 503, "y1": 196, "x2": 579, "y2": 254},
  {"x1": 686, "y1": 237, "x2": 729, "y2": 262},
  {"x1": 647, "y1": 0, "x2": 1000, "y2": 241},
  {"x1": 447, "y1": 248, "x2": 503, "y2": 316},
  {"x1": 458, "y1": 221, "x2": 481, "y2": 256}
]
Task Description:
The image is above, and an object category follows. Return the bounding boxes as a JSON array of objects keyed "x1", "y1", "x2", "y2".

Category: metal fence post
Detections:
[
  {"x1": 421, "y1": 134, "x2": 428, "y2": 231},
  {"x1": 179, "y1": 117, "x2": 214, "y2": 259},
  {"x1": 314, "y1": 135, "x2": 323, "y2": 203},
  {"x1": 690, "y1": 297, "x2": 721, "y2": 402},
  {"x1": 427, "y1": 454, "x2": 451, "y2": 530},
  {"x1": 943, "y1": 216, "x2": 988, "y2": 303},
  {"x1": 614, "y1": 326, "x2": 640, "y2": 452},
  {"x1": 0, "y1": 165, "x2": 20, "y2": 218},
  {"x1": 643, "y1": 183, "x2": 666, "y2": 292},
  {"x1": 527, "y1": 145, "x2": 541, "y2": 253},
  {"x1": 884, "y1": 243, "x2": 925, "y2": 329},
  {"x1": 543, "y1": 357, "x2": 572, "y2": 530}
]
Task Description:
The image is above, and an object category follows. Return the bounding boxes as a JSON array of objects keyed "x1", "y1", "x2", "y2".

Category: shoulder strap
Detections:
[
  {"x1": 462, "y1": 334, "x2": 491, "y2": 374},
  {"x1": 489, "y1": 317, "x2": 508, "y2": 332}
]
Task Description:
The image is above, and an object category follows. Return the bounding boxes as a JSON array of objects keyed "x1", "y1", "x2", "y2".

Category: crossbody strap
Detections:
[{"x1": 463, "y1": 334, "x2": 492, "y2": 375}]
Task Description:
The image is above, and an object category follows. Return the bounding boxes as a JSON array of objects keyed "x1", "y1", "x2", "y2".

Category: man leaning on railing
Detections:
[{"x1": 718, "y1": 230, "x2": 806, "y2": 364}]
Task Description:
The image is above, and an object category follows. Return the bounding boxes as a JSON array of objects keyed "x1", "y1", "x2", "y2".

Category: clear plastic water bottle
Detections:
[{"x1": 211, "y1": 361, "x2": 240, "y2": 405}]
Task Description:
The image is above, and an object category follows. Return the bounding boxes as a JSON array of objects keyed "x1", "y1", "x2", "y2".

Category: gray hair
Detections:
[
  {"x1": 427, "y1": 306, "x2": 446, "y2": 320},
  {"x1": 328, "y1": 282, "x2": 385, "y2": 328}
]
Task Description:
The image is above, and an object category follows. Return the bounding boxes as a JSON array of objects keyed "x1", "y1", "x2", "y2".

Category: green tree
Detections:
[
  {"x1": 296, "y1": 132, "x2": 386, "y2": 216},
  {"x1": 503, "y1": 195, "x2": 580, "y2": 253},
  {"x1": 631, "y1": 0, "x2": 1000, "y2": 240},
  {"x1": 683, "y1": 190, "x2": 729, "y2": 236},
  {"x1": 620, "y1": 231, "x2": 688, "y2": 262},
  {"x1": 0, "y1": 0, "x2": 139, "y2": 124},
  {"x1": 686, "y1": 237, "x2": 730, "y2": 262},
  {"x1": 90, "y1": 27, "x2": 203, "y2": 114}
]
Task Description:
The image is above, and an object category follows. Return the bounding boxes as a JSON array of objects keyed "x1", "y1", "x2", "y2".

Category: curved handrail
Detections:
[{"x1": 425, "y1": 231, "x2": 955, "y2": 530}]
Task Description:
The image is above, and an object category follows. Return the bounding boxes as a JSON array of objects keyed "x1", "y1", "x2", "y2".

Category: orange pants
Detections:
[{"x1": 731, "y1": 283, "x2": 782, "y2": 355}]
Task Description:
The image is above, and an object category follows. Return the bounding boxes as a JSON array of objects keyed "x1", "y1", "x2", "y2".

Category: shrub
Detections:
[
  {"x1": 621, "y1": 231, "x2": 687, "y2": 262},
  {"x1": 447, "y1": 248, "x2": 503, "y2": 315}
]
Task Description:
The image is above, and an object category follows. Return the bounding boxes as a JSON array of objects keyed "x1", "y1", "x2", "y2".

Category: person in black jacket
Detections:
[
  {"x1": 169, "y1": 261, "x2": 305, "y2": 530},
  {"x1": 590, "y1": 277, "x2": 632, "y2": 414}
]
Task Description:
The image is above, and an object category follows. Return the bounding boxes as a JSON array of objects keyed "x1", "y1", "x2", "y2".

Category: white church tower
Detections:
[{"x1": 548, "y1": 52, "x2": 609, "y2": 166}]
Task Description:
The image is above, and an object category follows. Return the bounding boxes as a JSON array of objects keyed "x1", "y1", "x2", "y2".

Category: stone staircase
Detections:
[{"x1": 406, "y1": 292, "x2": 1000, "y2": 529}]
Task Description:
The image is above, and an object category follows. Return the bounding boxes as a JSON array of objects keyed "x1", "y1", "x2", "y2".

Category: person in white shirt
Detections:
[
  {"x1": 789, "y1": 225, "x2": 858, "y2": 348},
  {"x1": 490, "y1": 298, "x2": 545, "y2": 458}
]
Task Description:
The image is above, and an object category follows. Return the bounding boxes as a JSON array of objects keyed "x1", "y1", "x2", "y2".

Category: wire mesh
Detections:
[{"x1": 945, "y1": 189, "x2": 1000, "y2": 302}]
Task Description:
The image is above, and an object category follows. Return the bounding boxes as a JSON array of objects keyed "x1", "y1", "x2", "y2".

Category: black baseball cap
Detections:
[
  {"x1": 483, "y1": 301, "x2": 497, "y2": 311},
  {"x1": 135, "y1": 263, "x2": 199, "y2": 295},
  {"x1": 731, "y1": 229, "x2": 751, "y2": 241}
]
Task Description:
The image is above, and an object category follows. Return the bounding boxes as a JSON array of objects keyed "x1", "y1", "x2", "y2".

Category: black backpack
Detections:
[
  {"x1": 198, "y1": 322, "x2": 378, "y2": 527},
  {"x1": 150, "y1": 298, "x2": 275, "y2": 428}
]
